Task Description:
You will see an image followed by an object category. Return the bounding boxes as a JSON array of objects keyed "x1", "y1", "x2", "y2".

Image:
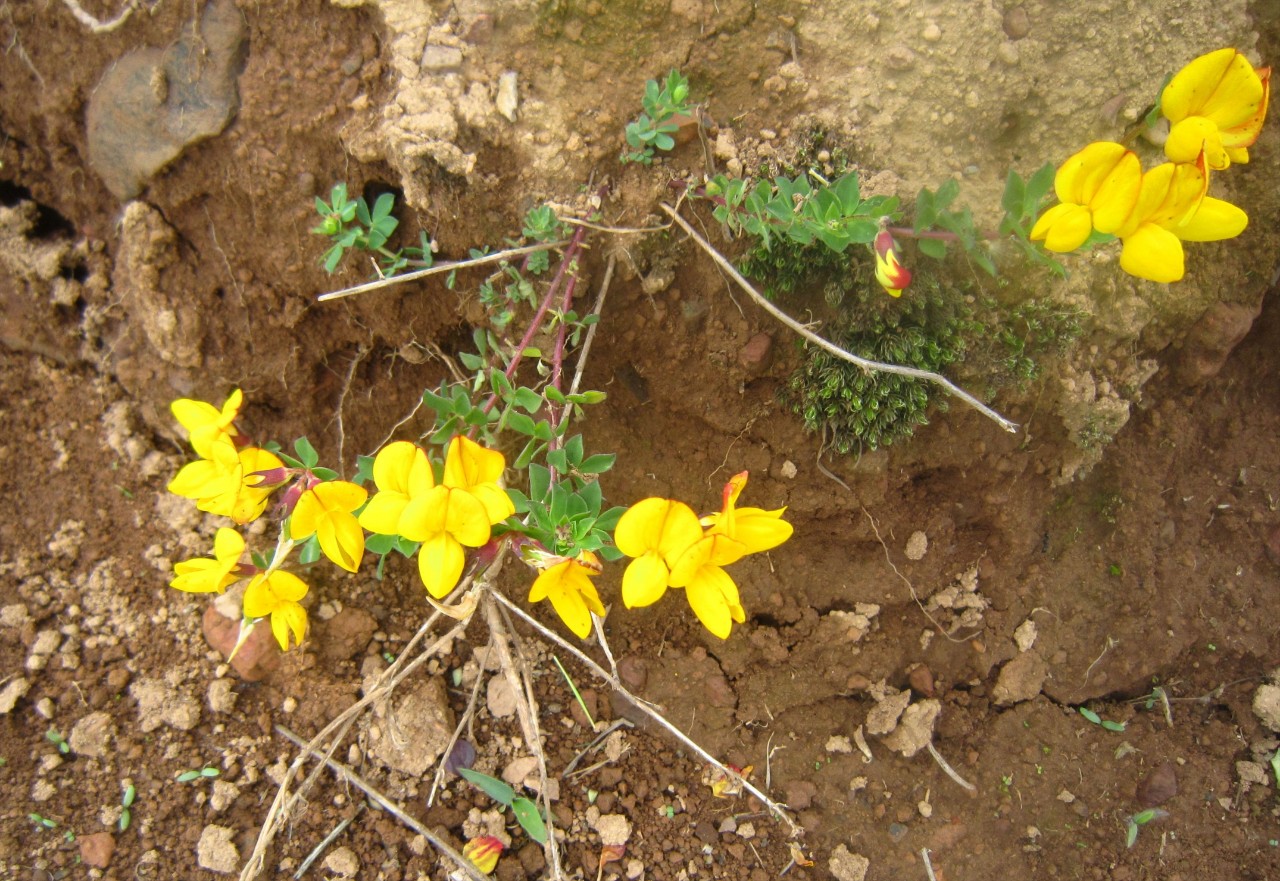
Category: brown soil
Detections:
[{"x1": 2, "y1": 2, "x2": 1279, "y2": 880}]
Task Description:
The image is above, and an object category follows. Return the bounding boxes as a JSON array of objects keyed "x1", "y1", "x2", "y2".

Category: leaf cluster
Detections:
[
  {"x1": 707, "y1": 170, "x2": 899, "y2": 255},
  {"x1": 509, "y1": 435, "x2": 624, "y2": 562},
  {"x1": 312, "y1": 183, "x2": 432, "y2": 276},
  {"x1": 622, "y1": 70, "x2": 693, "y2": 164}
]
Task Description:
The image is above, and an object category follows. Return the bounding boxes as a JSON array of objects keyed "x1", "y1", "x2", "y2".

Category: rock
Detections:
[
  {"x1": 591, "y1": 813, "x2": 632, "y2": 846},
  {"x1": 210, "y1": 780, "x2": 241, "y2": 813},
  {"x1": 865, "y1": 688, "x2": 911, "y2": 736},
  {"x1": 486, "y1": 675, "x2": 518, "y2": 718},
  {"x1": 496, "y1": 71, "x2": 519, "y2": 122},
  {"x1": 0, "y1": 677, "x2": 31, "y2": 713},
  {"x1": 618, "y1": 656, "x2": 647, "y2": 691},
  {"x1": 783, "y1": 779, "x2": 817, "y2": 810},
  {"x1": 80, "y1": 831, "x2": 116, "y2": 868},
  {"x1": 992, "y1": 651, "x2": 1048, "y2": 706},
  {"x1": 203, "y1": 605, "x2": 281, "y2": 681},
  {"x1": 370, "y1": 676, "x2": 454, "y2": 775},
  {"x1": 1013, "y1": 619, "x2": 1038, "y2": 653},
  {"x1": 1002, "y1": 6, "x2": 1030, "y2": 39},
  {"x1": 86, "y1": 0, "x2": 247, "y2": 200},
  {"x1": 738, "y1": 332, "x2": 774, "y2": 374},
  {"x1": 908, "y1": 664, "x2": 935, "y2": 698},
  {"x1": 502, "y1": 756, "x2": 539, "y2": 787},
  {"x1": 321, "y1": 607, "x2": 378, "y2": 662},
  {"x1": 1237, "y1": 760, "x2": 1269, "y2": 786},
  {"x1": 129, "y1": 678, "x2": 201, "y2": 732},
  {"x1": 1176, "y1": 301, "x2": 1261, "y2": 386},
  {"x1": 1252, "y1": 682, "x2": 1280, "y2": 733},
  {"x1": 324, "y1": 845, "x2": 360, "y2": 877},
  {"x1": 828, "y1": 844, "x2": 870, "y2": 881},
  {"x1": 904, "y1": 531, "x2": 928, "y2": 560},
  {"x1": 69, "y1": 711, "x2": 115, "y2": 758},
  {"x1": 882, "y1": 700, "x2": 940, "y2": 757},
  {"x1": 421, "y1": 44, "x2": 463, "y2": 71},
  {"x1": 1135, "y1": 762, "x2": 1178, "y2": 807},
  {"x1": 0, "y1": 603, "x2": 31, "y2": 629},
  {"x1": 208, "y1": 679, "x2": 237, "y2": 714},
  {"x1": 197, "y1": 824, "x2": 239, "y2": 874}
]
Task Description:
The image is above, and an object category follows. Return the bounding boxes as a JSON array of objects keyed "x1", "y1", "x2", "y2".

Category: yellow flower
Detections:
[
  {"x1": 1162, "y1": 48, "x2": 1271, "y2": 170},
  {"x1": 359, "y1": 436, "x2": 513, "y2": 598},
  {"x1": 463, "y1": 836, "x2": 504, "y2": 874},
  {"x1": 170, "y1": 527, "x2": 247, "y2": 593},
  {"x1": 290, "y1": 481, "x2": 368, "y2": 572},
  {"x1": 1030, "y1": 142, "x2": 1142, "y2": 252},
  {"x1": 873, "y1": 230, "x2": 912, "y2": 297},
  {"x1": 1114, "y1": 154, "x2": 1247, "y2": 283},
  {"x1": 615, "y1": 498, "x2": 703, "y2": 609},
  {"x1": 167, "y1": 437, "x2": 283, "y2": 524},
  {"x1": 615, "y1": 474, "x2": 793, "y2": 639},
  {"x1": 171, "y1": 389, "x2": 244, "y2": 459},
  {"x1": 243, "y1": 569, "x2": 309, "y2": 651},
  {"x1": 528, "y1": 551, "x2": 606, "y2": 638}
]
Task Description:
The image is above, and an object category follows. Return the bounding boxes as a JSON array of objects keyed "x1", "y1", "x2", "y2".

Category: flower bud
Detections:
[{"x1": 873, "y1": 230, "x2": 912, "y2": 297}]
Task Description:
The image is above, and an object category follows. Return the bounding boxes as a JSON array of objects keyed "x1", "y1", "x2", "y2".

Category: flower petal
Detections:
[
  {"x1": 467, "y1": 482, "x2": 516, "y2": 526},
  {"x1": 615, "y1": 498, "x2": 702, "y2": 561},
  {"x1": 443, "y1": 435, "x2": 507, "y2": 488},
  {"x1": 358, "y1": 491, "x2": 410, "y2": 536},
  {"x1": 213, "y1": 527, "x2": 245, "y2": 562},
  {"x1": 621, "y1": 552, "x2": 671, "y2": 608},
  {"x1": 727, "y1": 508, "x2": 794, "y2": 554},
  {"x1": 318, "y1": 511, "x2": 365, "y2": 572},
  {"x1": 1161, "y1": 48, "x2": 1238, "y2": 123},
  {"x1": 1176, "y1": 196, "x2": 1248, "y2": 242},
  {"x1": 373, "y1": 441, "x2": 433, "y2": 495},
  {"x1": 443, "y1": 488, "x2": 493, "y2": 547},
  {"x1": 290, "y1": 488, "x2": 322, "y2": 540},
  {"x1": 1120, "y1": 223, "x2": 1185, "y2": 283},
  {"x1": 685, "y1": 565, "x2": 743, "y2": 639},
  {"x1": 1165, "y1": 116, "x2": 1228, "y2": 169},
  {"x1": 418, "y1": 532, "x2": 466, "y2": 598},
  {"x1": 1030, "y1": 203, "x2": 1092, "y2": 253},
  {"x1": 669, "y1": 534, "x2": 746, "y2": 587}
]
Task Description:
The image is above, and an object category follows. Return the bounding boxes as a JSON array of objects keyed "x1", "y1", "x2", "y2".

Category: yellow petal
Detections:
[
  {"x1": 1161, "y1": 47, "x2": 1238, "y2": 123},
  {"x1": 1176, "y1": 196, "x2": 1248, "y2": 242},
  {"x1": 1030, "y1": 203, "x2": 1092, "y2": 253},
  {"x1": 242, "y1": 574, "x2": 274, "y2": 619},
  {"x1": 315, "y1": 480, "x2": 368, "y2": 513},
  {"x1": 373, "y1": 441, "x2": 433, "y2": 495},
  {"x1": 290, "y1": 489, "x2": 322, "y2": 540},
  {"x1": 170, "y1": 559, "x2": 232, "y2": 593},
  {"x1": 443, "y1": 488, "x2": 492, "y2": 547},
  {"x1": 318, "y1": 512, "x2": 365, "y2": 572},
  {"x1": 358, "y1": 492, "x2": 410, "y2": 536},
  {"x1": 685, "y1": 565, "x2": 742, "y2": 639},
  {"x1": 443, "y1": 435, "x2": 506, "y2": 488},
  {"x1": 535, "y1": 562, "x2": 595, "y2": 638},
  {"x1": 168, "y1": 458, "x2": 237, "y2": 501},
  {"x1": 213, "y1": 527, "x2": 245, "y2": 562},
  {"x1": 621, "y1": 552, "x2": 671, "y2": 608},
  {"x1": 269, "y1": 570, "x2": 309, "y2": 603},
  {"x1": 615, "y1": 498, "x2": 702, "y2": 561},
  {"x1": 1164, "y1": 117, "x2": 1228, "y2": 169},
  {"x1": 270, "y1": 602, "x2": 308, "y2": 651},
  {"x1": 729, "y1": 508, "x2": 794, "y2": 554},
  {"x1": 418, "y1": 532, "x2": 466, "y2": 598},
  {"x1": 669, "y1": 534, "x2": 746, "y2": 587},
  {"x1": 398, "y1": 486, "x2": 450, "y2": 542},
  {"x1": 1089, "y1": 151, "x2": 1142, "y2": 233},
  {"x1": 1202, "y1": 51, "x2": 1266, "y2": 130},
  {"x1": 1054, "y1": 142, "x2": 1127, "y2": 204},
  {"x1": 1119, "y1": 223, "x2": 1185, "y2": 283},
  {"x1": 467, "y1": 482, "x2": 516, "y2": 526}
]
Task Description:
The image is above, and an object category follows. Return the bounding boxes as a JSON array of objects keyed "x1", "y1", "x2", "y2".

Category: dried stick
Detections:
[
  {"x1": 487, "y1": 588, "x2": 801, "y2": 836},
  {"x1": 317, "y1": 241, "x2": 568, "y2": 302},
  {"x1": 660, "y1": 203, "x2": 1019, "y2": 434},
  {"x1": 926, "y1": 741, "x2": 977, "y2": 792},
  {"x1": 293, "y1": 803, "x2": 363, "y2": 880},
  {"x1": 61, "y1": 0, "x2": 142, "y2": 33},
  {"x1": 920, "y1": 847, "x2": 939, "y2": 881},
  {"x1": 275, "y1": 726, "x2": 489, "y2": 881}
]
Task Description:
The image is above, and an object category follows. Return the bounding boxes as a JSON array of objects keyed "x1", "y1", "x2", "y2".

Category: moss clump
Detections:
[{"x1": 782, "y1": 276, "x2": 977, "y2": 452}]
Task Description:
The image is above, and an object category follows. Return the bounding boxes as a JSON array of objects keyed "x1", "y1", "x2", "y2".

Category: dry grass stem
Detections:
[
  {"x1": 61, "y1": 0, "x2": 142, "y2": 33},
  {"x1": 660, "y1": 203, "x2": 1019, "y2": 434},
  {"x1": 926, "y1": 741, "x2": 977, "y2": 792},
  {"x1": 317, "y1": 241, "x2": 568, "y2": 302}
]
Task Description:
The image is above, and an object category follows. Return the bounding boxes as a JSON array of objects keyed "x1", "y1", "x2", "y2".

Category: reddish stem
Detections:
[{"x1": 887, "y1": 225, "x2": 1002, "y2": 242}]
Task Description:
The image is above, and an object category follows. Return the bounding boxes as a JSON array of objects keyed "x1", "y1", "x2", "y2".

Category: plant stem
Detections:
[{"x1": 886, "y1": 225, "x2": 1002, "y2": 241}]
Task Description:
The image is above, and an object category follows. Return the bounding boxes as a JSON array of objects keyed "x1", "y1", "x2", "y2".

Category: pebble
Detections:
[
  {"x1": 0, "y1": 677, "x2": 31, "y2": 713},
  {"x1": 80, "y1": 832, "x2": 116, "y2": 868},
  {"x1": 904, "y1": 531, "x2": 928, "y2": 561},
  {"x1": 1003, "y1": 6, "x2": 1031, "y2": 39},
  {"x1": 324, "y1": 846, "x2": 360, "y2": 877},
  {"x1": 922, "y1": 23, "x2": 941, "y2": 42},
  {"x1": 69, "y1": 711, "x2": 115, "y2": 758},
  {"x1": 197, "y1": 825, "x2": 239, "y2": 874},
  {"x1": 496, "y1": 71, "x2": 519, "y2": 122}
]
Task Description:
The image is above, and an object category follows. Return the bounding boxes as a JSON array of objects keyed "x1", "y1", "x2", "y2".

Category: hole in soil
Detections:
[
  {"x1": 361, "y1": 179, "x2": 403, "y2": 210},
  {"x1": 0, "y1": 180, "x2": 76, "y2": 239}
]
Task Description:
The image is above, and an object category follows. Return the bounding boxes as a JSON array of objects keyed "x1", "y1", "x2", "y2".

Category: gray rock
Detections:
[
  {"x1": 130, "y1": 677, "x2": 201, "y2": 732},
  {"x1": 828, "y1": 844, "x2": 869, "y2": 881}
]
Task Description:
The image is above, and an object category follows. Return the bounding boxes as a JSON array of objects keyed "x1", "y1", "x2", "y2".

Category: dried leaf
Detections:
[
  {"x1": 599, "y1": 844, "x2": 625, "y2": 869},
  {"x1": 788, "y1": 842, "x2": 814, "y2": 867}
]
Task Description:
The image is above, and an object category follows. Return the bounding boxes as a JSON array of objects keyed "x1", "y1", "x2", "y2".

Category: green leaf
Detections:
[
  {"x1": 1078, "y1": 707, "x2": 1101, "y2": 725},
  {"x1": 1125, "y1": 820, "x2": 1139, "y2": 848},
  {"x1": 1132, "y1": 808, "x2": 1159, "y2": 825},
  {"x1": 833, "y1": 172, "x2": 861, "y2": 211},
  {"x1": 1100, "y1": 720, "x2": 1126, "y2": 732},
  {"x1": 176, "y1": 770, "x2": 202, "y2": 783},
  {"x1": 579, "y1": 453, "x2": 616, "y2": 474},
  {"x1": 511, "y1": 797, "x2": 548, "y2": 843},
  {"x1": 578, "y1": 479, "x2": 602, "y2": 515},
  {"x1": 546, "y1": 448, "x2": 568, "y2": 473},
  {"x1": 457, "y1": 768, "x2": 516, "y2": 806},
  {"x1": 917, "y1": 237, "x2": 948, "y2": 259},
  {"x1": 312, "y1": 467, "x2": 338, "y2": 481},
  {"x1": 323, "y1": 244, "x2": 344, "y2": 274},
  {"x1": 532, "y1": 420, "x2": 555, "y2": 442},
  {"x1": 365, "y1": 533, "x2": 396, "y2": 555},
  {"x1": 505, "y1": 411, "x2": 537, "y2": 437},
  {"x1": 293, "y1": 437, "x2": 320, "y2": 468},
  {"x1": 512, "y1": 386, "x2": 543, "y2": 413},
  {"x1": 297, "y1": 534, "x2": 322, "y2": 565},
  {"x1": 564, "y1": 434, "x2": 584, "y2": 466},
  {"x1": 1024, "y1": 162, "x2": 1056, "y2": 214},
  {"x1": 529, "y1": 464, "x2": 551, "y2": 502},
  {"x1": 513, "y1": 439, "x2": 545, "y2": 469}
]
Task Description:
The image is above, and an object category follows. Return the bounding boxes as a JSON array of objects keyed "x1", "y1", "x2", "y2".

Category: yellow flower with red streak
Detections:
[
  {"x1": 243, "y1": 568, "x2": 309, "y2": 651},
  {"x1": 1162, "y1": 48, "x2": 1270, "y2": 170},
  {"x1": 359, "y1": 436, "x2": 514, "y2": 598},
  {"x1": 528, "y1": 550, "x2": 606, "y2": 638},
  {"x1": 1029, "y1": 142, "x2": 1142, "y2": 253},
  {"x1": 290, "y1": 480, "x2": 368, "y2": 572},
  {"x1": 615, "y1": 472, "x2": 792, "y2": 639},
  {"x1": 873, "y1": 229, "x2": 912, "y2": 297},
  {"x1": 170, "y1": 527, "x2": 249, "y2": 593},
  {"x1": 463, "y1": 836, "x2": 504, "y2": 874}
]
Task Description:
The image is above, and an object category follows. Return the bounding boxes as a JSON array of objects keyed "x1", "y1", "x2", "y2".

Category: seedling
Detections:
[
  {"x1": 29, "y1": 812, "x2": 58, "y2": 830},
  {"x1": 1270, "y1": 749, "x2": 1280, "y2": 787},
  {"x1": 552, "y1": 655, "x2": 597, "y2": 730},
  {"x1": 622, "y1": 70, "x2": 693, "y2": 164},
  {"x1": 312, "y1": 183, "x2": 433, "y2": 276},
  {"x1": 1077, "y1": 706, "x2": 1126, "y2": 732},
  {"x1": 45, "y1": 728, "x2": 70, "y2": 755},
  {"x1": 119, "y1": 783, "x2": 137, "y2": 831},
  {"x1": 1125, "y1": 808, "x2": 1168, "y2": 848},
  {"x1": 456, "y1": 768, "x2": 548, "y2": 844},
  {"x1": 176, "y1": 766, "x2": 221, "y2": 782}
]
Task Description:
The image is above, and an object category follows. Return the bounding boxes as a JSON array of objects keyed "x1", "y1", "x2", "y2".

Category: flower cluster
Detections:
[
  {"x1": 166, "y1": 390, "x2": 284, "y2": 524},
  {"x1": 1031, "y1": 48, "x2": 1267, "y2": 283},
  {"x1": 615, "y1": 473, "x2": 792, "y2": 639}
]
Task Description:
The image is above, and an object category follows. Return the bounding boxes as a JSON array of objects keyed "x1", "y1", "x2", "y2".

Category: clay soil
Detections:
[{"x1": 1, "y1": 2, "x2": 1279, "y2": 881}]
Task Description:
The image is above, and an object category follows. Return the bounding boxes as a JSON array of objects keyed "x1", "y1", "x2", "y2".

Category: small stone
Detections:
[
  {"x1": 31, "y1": 630, "x2": 61, "y2": 656},
  {"x1": 591, "y1": 813, "x2": 633, "y2": 846},
  {"x1": 1056, "y1": 789, "x2": 1075, "y2": 803},
  {"x1": 203, "y1": 606, "x2": 280, "y2": 681},
  {"x1": 992, "y1": 651, "x2": 1048, "y2": 706},
  {"x1": 1135, "y1": 762, "x2": 1178, "y2": 807},
  {"x1": 421, "y1": 44, "x2": 463, "y2": 71},
  {"x1": 780, "y1": 460, "x2": 798, "y2": 479},
  {"x1": 904, "y1": 531, "x2": 928, "y2": 561},
  {"x1": 371, "y1": 676, "x2": 454, "y2": 776},
  {"x1": 69, "y1": 711, "x2": 115, "y2": 758},
  {"x1": 997, "y1": 41, "x2": 1020, "y2": 66},
  {"x1": 829, "y1": 844, "x2": 869, "y2": 881},
  {"x1": 129, "y1": 678, "x2": 201, "y2": 732},
  {"x1": 783, "y1": 780, "x2": 817, "y2": 810},
  {"x1": 881, "y1": 700, "x2": 940, "y2": 757},
  {"x1": 321, "y1": 607, "x2": 378, "y2": 661},
  {"x1": 210, "y1": 780, "x2": 241, "y2": 813},
  {"x1": 80, "y1": 831, "x2": 116, "y2": 868},
  {"x1": 866, "y1": 688, "x2": 911, "y2": 736},
  {"x1": 917, "y1": 800, "x2": 933, "y2": 818},
  {"x1": 0, "y1": 677, "x2": 31, "y2": 713},
  {"x1": 324, "y1": 845, "x2": 360, "y2": 877},
  {"x1": 1002, "y1": 6, "x2": 1030, "y2": 39},
  {"x1": 1013, "y1": 620, "x2": 1038, "y2": 653},
  {"x1": 0, "y1": 603, "x2": 31, "y2": 628},
  {"x1": 496, "y1": 71, "x2": 519, "y2": 122},
  {"x1": 282, "y1": 696, "x2": 298, "y2": 714},
  {"x1": 738, "y1": 332, "x2": 774, "y2": 374},
  {"x1": 618, "y1": 656, "x2": 647, "y2": 691},
  {"x1": 487, "y1": 675, "x2": 518, "y2": 718},
  {"x1": 197, "y1": 825, "x2": 239, "y2": 874},
  {"x1": 922, "y1": 23, "x2": 941, "y2": 42},
  {"x1": 208, "y1": 679, "x2": 237, "y2": 714},
  {"x1": 736, "y1": 821, "x2": 756, "y2": 839},
  {"x1": 884, "y1": 46, "x2": 916, "y2": 71},
  {"x1": 908, "y1": 665, "x2": 935, "y2": 698},
  {"x1": 1252, "y1": 682, "x2": 1280, "y2": 733},
  {"x1": 1237, "y1": 760, "x2": 1269, "y2": 786},
  {"x1": 826, "y1": 735, "x2": 853, "y2": 754},
  {"x1": 625, "y1": 858, "x2": 645, "y2": 880}
]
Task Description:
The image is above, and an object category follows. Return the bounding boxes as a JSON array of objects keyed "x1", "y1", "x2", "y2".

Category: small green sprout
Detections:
[
  {"x1": 552, "y1": 654, "x2": 597, "y2": 730},
  {"x1": 1270, "y1": 749, "x2": 1280, "y2": 788},
  {"x1": 456, "y1": 768, "x2": 548, "y2": 844},
  {"x1": 176, "y1": 766, "x2": 221, "y2": 783},
  {"x1": 1125, "y1": 808, "x2": 1168, "y2": 848},
  {"x1": 119, "y1": 783, "x2": 137, "y2": 831},
  {"x1": 29, "y1": 813, "x2": 58, "y2": 830},
  {"x1": 622, "y1": 70, "x2": 693, "y2": 164},
  {"x1": 311, "y1": 183, "x2": 433, "y2": 276},
  {"x1": 1077, "y1": 706, "x2": 1126, "y2": 732},
  {"x1": 45, "y1": 728, "x2": 70, "y2": 755}
]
